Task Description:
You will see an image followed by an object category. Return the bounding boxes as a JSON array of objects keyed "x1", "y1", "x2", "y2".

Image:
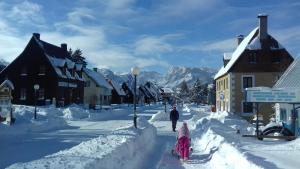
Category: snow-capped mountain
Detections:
[
  {"x1": 98, "y1": 68, "x2": 127, "y2": 85},
  {"x1": 98, "y1": 66, "x2": 216, "y2": 89},
  {"x1": 164, "y1": 66, "x2": 216, "y2": 88}
]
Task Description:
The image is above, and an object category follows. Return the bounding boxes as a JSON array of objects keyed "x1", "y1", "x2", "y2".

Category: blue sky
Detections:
[{"x1": 1, "y1": 0, "x2": 300, "y2": 73}]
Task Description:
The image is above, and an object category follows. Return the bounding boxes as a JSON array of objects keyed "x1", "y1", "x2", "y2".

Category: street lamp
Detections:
[
  {"x1": 131, "y1": 66, "x2": 140, "y2": 128},
  {"x1": 33, "y1": 84, "x2": 39, "y2": 119}
]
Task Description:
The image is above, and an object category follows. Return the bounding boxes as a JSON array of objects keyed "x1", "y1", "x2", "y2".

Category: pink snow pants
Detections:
[{"x1": 176, "y1": 136, "x2": 190, "y2": 160}]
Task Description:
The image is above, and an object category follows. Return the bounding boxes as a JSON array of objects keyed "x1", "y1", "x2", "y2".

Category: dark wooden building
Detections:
[{"x1": 0, "y1": 33, "x2": 85, "y2": 106}]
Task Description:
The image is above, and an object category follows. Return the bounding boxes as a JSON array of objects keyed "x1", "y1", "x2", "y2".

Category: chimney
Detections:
[
  {"x1": 257, "y1": 14, "x2": 268, "y2": 40},
  {"x1": 237, "y1": 35, "x2": 244, "y2": 45},
  {"x1": 33, "y1": 33, "x2": 40, "y2": 40},
  {"x1": 93, "y1": 68, "x2": 98, "y2": 72},
  {"x1": 61, "y1": 43, "x2": 67, "y2": 51},
  {"x1": 223, "y1": 53, "x2": 231, "y2": 67}
]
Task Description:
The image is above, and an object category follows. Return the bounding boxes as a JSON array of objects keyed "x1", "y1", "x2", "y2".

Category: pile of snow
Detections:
[
  {"x1": 0, "y1": 105, "x2": 69, "y2": 134},
  {"x1": 194, "y1": 129, "x2": 262, "y2": 169},
  {"x1": 149, "y1": 111, "x2": 169, "y2": 122},
  {"x1": 189, "y1": 110, "x2": 262, "y2": 169},
  {"x1": 7, "y1": 117, "x2": 157, "y2": 169},
  {"x1": 62, "y1": 104, "x2": 89, "y2": 120},
  {"x1": 183, "y1": 104, "x2": 191, "y2": 112}
]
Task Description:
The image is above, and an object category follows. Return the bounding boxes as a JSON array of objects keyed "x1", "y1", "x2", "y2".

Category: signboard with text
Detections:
[{"x1": 245, "y1": 87, "x2": 300, "y2": 103}]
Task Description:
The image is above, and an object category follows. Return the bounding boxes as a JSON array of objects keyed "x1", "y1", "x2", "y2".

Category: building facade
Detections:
[
  {"x1": 83, "y1": 68, "x2": 112, "y2": 108},
  {"x1": 214, "y1": 14, "x2": 293, "y2": 121},
  {"x1": 0, "y1": 33, "x2": 85, "y2": 106}
]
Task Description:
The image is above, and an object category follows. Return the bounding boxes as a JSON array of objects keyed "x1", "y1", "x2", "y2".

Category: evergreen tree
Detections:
[
  {"x1": 190, "y1": 79, "x2": 208, "y2": 104},
  {"x1": 178, "y1": 80, "x2": 190, "y2": 100},
  {"x1": 68, "y1": 48, "x2": 87, "y2": 67}
]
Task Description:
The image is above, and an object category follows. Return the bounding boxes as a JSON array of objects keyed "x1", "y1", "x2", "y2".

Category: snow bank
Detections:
[
  {"x1": 191, "y1": 111, "x2": 262, "y2": 169},
  {"x1": 0, "y1": 105, "x2": 69, "y2": 134},
  {"x1": 149, "y1": 110, "x2": 169, "y2": 122},
  {"x1": 7, "y1": 117, "x2": 157, "y2": 169},
  {"x1": 62, "y1": 104, "x2": 89, "y2": 120},
  {"x1": 194, "y1": 128, "x2": 262, "y2": 169}
]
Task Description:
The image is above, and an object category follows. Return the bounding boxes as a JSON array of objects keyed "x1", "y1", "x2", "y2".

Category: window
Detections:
[
  {"x1": 85, "y1": 81, "x2": 90, "y2": 87},
  {"x1": 20, "y1": 88, "x2": 26, "y2": 100},
  {"x1": 272, "y1": 55, "x2": 281, "y2": 63},
  {"x1": 248, "y1": 53, "x2": 257, "y2": 63},
  {"x1": 243, "y1": 102, "x2": 253, "y2": 113},
  {"x1": 39, "y1": 65, "x2": 46, "y2": 75},
  {"x1": 242, "y1": 76, "x2": 253, "y2": 89},
  {"x1": 280, "y1": 108, "x2": 287, "y2": 122},
  {"x1": 38, "y1": 88, "x2": 45, "y2": 100},
  {"x1": 20, "y1": 67, "x2": 27, "y2": 76}
]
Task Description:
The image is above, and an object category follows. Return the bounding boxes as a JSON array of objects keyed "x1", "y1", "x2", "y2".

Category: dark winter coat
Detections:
[{"x1": 170, "y1": 109, "x2": 179, "y2": 121}]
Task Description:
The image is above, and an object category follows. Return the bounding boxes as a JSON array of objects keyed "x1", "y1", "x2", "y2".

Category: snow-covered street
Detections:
[{"x1": 1, "y1": 104, "x2": 300, "y2": 169}]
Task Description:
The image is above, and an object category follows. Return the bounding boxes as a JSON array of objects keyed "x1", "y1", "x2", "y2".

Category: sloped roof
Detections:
[
  {"x1": 214, "y1": 27, "x2": 258, "y2": 80},
  {"x1": 110, "y1": 80, "x2": 126, "y2": 96},
  {"x1": 38, "y1": 39, "x2": 70, "y2": 59},
  {"x1": 162, "y1": 87, "x2": 174, "y2": 93},
  {"x1": 273, "y1": 56, "x2": 300, "y2": 89},
  {"x1": 0, "y1": 79, "x2": 14, "y2": 90},
  {"x1": 83, "y1": 68, "x2": 112, "y2": 89}
]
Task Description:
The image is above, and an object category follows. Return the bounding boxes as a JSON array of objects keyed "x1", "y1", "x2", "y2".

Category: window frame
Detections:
[{"x1": 20, "y1": 88, "x2": 26, "y2": 100}]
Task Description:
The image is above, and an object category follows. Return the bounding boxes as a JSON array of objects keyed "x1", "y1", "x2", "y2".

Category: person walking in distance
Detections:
[{"x1": 170, "y1": 105, "x2": 179, "y2": 132}]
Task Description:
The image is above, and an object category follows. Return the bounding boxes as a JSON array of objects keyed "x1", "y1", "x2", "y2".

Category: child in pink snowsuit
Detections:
[{"x1": 176, "y1": 122, "x2": 190, "y2": 161}]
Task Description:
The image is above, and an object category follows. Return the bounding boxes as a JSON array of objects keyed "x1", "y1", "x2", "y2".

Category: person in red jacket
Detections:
[{"x1": 176, "y1": 122, "x2": 191, "y2": 161}]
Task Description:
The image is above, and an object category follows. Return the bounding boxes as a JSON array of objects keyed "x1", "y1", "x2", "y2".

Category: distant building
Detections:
[
  {"x1": 214, "y1": 14, "x2": 293, "y2": 121},
  {"x1": 83, "y1": 68, "x2": 113, "y2": 108},
  {"x1": 121, "y1": 82, "x2": 134, "y2": 103},
  {"x1": 107, "y1": 79, "x2": 126, "y2": 104},
  {"x1": 0, "y1": 79, "x2": 14, "y2": 123},
  {"x1": 0, "y1": 33, "x2": 85, "y2": 106}
]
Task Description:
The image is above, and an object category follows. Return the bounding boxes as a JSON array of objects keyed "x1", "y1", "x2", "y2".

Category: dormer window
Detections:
[
  {"x1": 39, "y1": 65, "x2": 46, "y2": 75},
  {"x1": 20, "y1": 67, "x2": 27, "y2": 76},
  {"x1": 248, "y1": 53, "x2": 257, "y2": 63}
]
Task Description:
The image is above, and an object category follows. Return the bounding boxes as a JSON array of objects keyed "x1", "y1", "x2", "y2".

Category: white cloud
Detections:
[
  {"x1": 67, "y1": 8, "x2": 96, "y2": 24},
  {"x1": 134, "y1": 36, "x2": 173, "y2": 55},
  {"x1": 7, "y1": 0, "x2": 45, "y2": 25},
  {"x1": 180, "y1": 38, "x2": 236, "y2": 53}
]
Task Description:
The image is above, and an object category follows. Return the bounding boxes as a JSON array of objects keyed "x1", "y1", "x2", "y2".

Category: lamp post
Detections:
[
  {"x1": 131, "y1": 66, "x2": 140, "y2": 128},
  {"x1": 33, "y1": 84, "x2": 39, "y2": 119}
]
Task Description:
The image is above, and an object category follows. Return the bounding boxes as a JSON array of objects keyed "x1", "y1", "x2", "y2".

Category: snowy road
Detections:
[{"x1": 3, "y1": 104, "x2": 300, "y2": 169}]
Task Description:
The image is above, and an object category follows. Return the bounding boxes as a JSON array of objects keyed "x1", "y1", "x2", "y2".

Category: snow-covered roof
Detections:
[
  {"x1": 54, "y1": 67, "x2": 67, "y2": 78},
  {"x1": 74, "y1": 72, "x2": 85, "y2": 81},
  {"x1": 0, "y1": 79, "x2": 14, "y2": 90},
  {"x1": 273, "y1": 56, "x2": 300, "y2": 89},
  {"x1": 66, "y1": 69, "x2": 75, "y2": 79},
  {"x1": 214, "y1": 27, "x2": 258, "y2": 80},
  {"x1": 84, "y1": 68, "x2": 113, "y2": 89},
  {"x1": 223, "y1": 53, "x2": 232, "y2": 60},
  {"x1": 66, "y1": 58, "x2": 75, "y2": 69},
  {"x1": 162, "y1": 87, "x2": 174, "y2": 93},
  {"x1": 75, "y1": 64, "x2": 83, "y2": 71},
  {"x1": 47, "y1": 55, "x2": 66, "y2": 67},
  {"x1": 110, "y1": 80, "x2": 126, "y2": 96}
]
